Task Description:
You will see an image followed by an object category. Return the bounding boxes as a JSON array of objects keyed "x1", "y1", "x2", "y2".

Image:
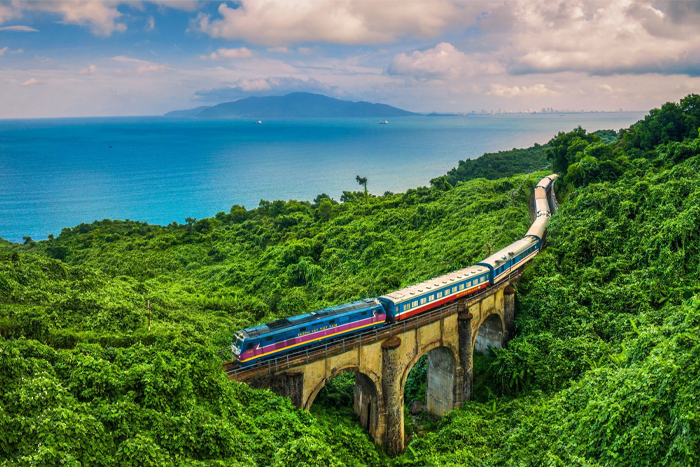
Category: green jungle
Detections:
[{"x1": 1, "y1": 95, "x2": 699, "y2": 466}]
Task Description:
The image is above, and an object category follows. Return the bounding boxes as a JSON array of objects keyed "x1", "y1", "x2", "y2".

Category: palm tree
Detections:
[{"x1": 356, "y1": 175, "x2": 368, "y2": 204}]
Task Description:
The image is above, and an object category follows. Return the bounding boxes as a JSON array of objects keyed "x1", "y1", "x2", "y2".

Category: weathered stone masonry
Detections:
[{"x1": 235, "y1": 278, "x2": 518, "y2": 456}]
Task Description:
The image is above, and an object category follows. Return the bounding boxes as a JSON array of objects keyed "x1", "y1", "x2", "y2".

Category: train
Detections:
[{"x1": 231, "y1": 174, "x2": 558, "y2": 367}]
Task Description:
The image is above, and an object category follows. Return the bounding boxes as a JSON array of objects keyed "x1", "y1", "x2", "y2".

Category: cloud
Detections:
[
  {"x1": 486, "y1": 83, "x2": 557, "y2": 98},
  {"x1": 0, "y1": 46, "x2": 7, "y2": 56},
  {"x1": 145, "y1": 15, "x2": 154, "y2": 32},
  {"x1": 79, "y1": 64, "x2": 96, "y2": 75},
  {"x1": 297, "y1": 47, "x2": 312, "y2": 55},
  {"x1": 388, "y1": 42, "x2": 503, "y2": 80},
  {"x1": 384, "y1": 1, "x2": 700, "y2": 80},
  {"x1": 10, "y1": 48, "x2": 22, "y2": 53},
  {"x1": 268, "y1": 46, "x2": 289, "y2": 53},
  {"x1": 193, "y1": 76, "x2": 341, "y2": 102},
  {"x1": 21, "y1": 78, "x2": 44, "y2": 86},
  {"x1": 195, "y1": 0, "x2": 483, "y2": 46},
  {"x1": 112, "y1": 55, "x2": 167, "y2": 74},
  {"x1": 0, "y1": 25, "x2": 38, "y2": 32},
  {"x1": 112, "y1": 55, "x2": 147, "y2": 64},
  {"x1": 501, "y1": 0, "x2": 700, "y2": 76},
  {"x1": 136, "y1": 63, "x2": 167, "y2": 74},
  {"x1": 0, "y1": 4, "x2": 20, "y2": 24},
  {"x1": 205, "y1": 47, "x2": 253, "y2": 60},
  {"x1": 18, "y1": 1, "x2": 126, "y2": 36}
]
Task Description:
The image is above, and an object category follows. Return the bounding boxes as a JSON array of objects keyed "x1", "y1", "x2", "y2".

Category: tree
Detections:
[
  {"x1": 356, "y1": 175, "x2": 368, "y2": 204},
  {"x1": 317, "y1": 198, "x2": 334, "y2": 221}
]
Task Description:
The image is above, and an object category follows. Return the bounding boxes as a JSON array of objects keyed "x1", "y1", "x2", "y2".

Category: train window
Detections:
[
  {"x1": 300, "y1": 327, "x2": 307, "y2": 332},
  {"x1": 420, "y1": 298, "x2": 426, "y2": 305},
  {"x1": 265, "y1": 336, "x2": 273, "y2": 341},
  {"x1": 405, "y1": 303, "x2": 411, "y2": 311},
  {"x1": 362, "y1": 311, "x2": 367, "y2": 316},
  {"x1": 429, "y1": 295, "x2": 434, "y2": 301},
  {"x1": 245, "y1": 343, "x2": 254, "y2": 351},
  {"x1": 329, "y1": 319, "x2": 336, "y2": 324},
  {"x1": 413, "y1": 300, "x2": 418, "y2": 307},
  {"x1": 460, "y1": 284, "x2": 465, "y2": 290},
  {"x1": 437, "y1": 291, "x2": 443, "y2": 298}
]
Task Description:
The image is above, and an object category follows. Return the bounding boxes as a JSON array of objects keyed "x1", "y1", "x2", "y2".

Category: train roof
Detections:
[
  {"x1": 477, "y1": 237, "x2": 538, "y2": 269},
  {"x1": 239, "y1": 298, "x2": 381, "y2": 339},
  {"x1": 380, "y1": 264, "x2": 488, "y2": 304},
  {"x1": 535, "y1": 174, "x2": 558, "y2": 189}
]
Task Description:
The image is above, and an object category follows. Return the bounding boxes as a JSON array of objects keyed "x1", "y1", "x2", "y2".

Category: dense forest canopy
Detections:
[{"x1": 2, "y1": 94, "x2": 700, "y2": 466}]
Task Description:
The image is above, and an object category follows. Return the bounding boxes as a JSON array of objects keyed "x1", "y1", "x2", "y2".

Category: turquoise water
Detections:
[{"x1": 0, "y1": 113, "x2": 645, "y2": 242}]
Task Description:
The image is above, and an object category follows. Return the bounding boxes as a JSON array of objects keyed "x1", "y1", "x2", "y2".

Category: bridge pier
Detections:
[
  {"x1": 381, "y1": 337, "x2": 404, "y2": 456},
  {"x1": 457, "y1": 311, "x2": 474, "y2": 405},
  {"x1": 504, "y1": 285, "x2": 515, "y2": 340}
]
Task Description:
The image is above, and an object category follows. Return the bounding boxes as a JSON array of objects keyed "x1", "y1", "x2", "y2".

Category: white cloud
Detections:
[
  {"x1": 486, "y1": 83, "x2": 557, "y2": 98},
  {"x1": 112, "y1": 55, "x2": 148, "y2": 64},
  {"x1": 145, "y1": 15, "x2": 154, "y2": 32},
  {"x1": 10, "y1": 48, "x2": 23, "y2": 53},
  {"x1": 206, "y1": 47, "x2": 253, "y2": 60},
  {"x1": 111, "y1": 55, "x2": 167, "y2": 74},
  {"x1": 195, "y1": 0, "x2": 483, "y2": 46},
  {"x1": 0, "y1": 25, "x2": 38, "y2": 32},
  {"x1": 0, "y1": 46, "x2": 7, "y2": 56},
  {"x1": 502, "y1": 0, "x2": 700, "y2": 76},
  {"x1": 0, "y1": 4, "x2": 20, "y2": 24},
  {"x1": 389, "y1": 43, "x2": 503, "y2": 80},
  {"x1": 268, "y1": 46, "x2": 289, "y2": 53},
  {"x1": 297, "y1": 47, "x2": 312, "y2": 55},
  {"x1": 79, "y1": 64, "x2": 96, "y2": 75},
  {"x1": 136, "y1": 63, "x2": 167, "y2": 74},
  {"x1": 17, "y1": 1, "x2": 126, "y2": 36},
  {"x1": 21, "y1": 77, "x2": 44, "y2": 86}
]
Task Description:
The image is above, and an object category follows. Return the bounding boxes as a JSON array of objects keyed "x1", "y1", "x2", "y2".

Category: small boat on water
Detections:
[
  {"x1": 254, "y1": 120, "x2": 262, "y2": 124},
  {"x1": 379, "y1": 120, "x2": 388, "y2": 124}
]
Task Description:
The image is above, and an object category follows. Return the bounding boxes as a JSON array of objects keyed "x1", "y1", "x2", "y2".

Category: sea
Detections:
[{"x1": 0, "y1": 113, "x2": 646, "y2": 243}]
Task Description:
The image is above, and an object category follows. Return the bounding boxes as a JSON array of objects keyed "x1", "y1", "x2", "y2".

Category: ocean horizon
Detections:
[{"x1": 0, "y1": 112, "x2": 646, "y2": 243}]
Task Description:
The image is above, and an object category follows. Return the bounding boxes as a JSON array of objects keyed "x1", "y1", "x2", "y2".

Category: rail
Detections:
[{"x1": 222, "y1": 270, "x2": 521, "y2": 382}]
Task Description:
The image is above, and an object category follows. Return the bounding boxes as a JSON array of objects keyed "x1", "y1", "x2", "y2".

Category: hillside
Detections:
[
  {"x1": 2, "y1": 95, "x2": 700, "y2": 466},
  {"x1": 399, "y1": 94, "x2": 700, "y2": 465},
  {"x1": 0, "y1": 170, "x2": 536, "y2": 465},
  {"x1": 165, "y1": 92, "x2": 416, "y2": 119}
]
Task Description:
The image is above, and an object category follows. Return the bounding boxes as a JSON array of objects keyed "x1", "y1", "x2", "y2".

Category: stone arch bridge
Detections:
[{"x1": 223, "y1": 275, "x2": 519, "y2": 456}]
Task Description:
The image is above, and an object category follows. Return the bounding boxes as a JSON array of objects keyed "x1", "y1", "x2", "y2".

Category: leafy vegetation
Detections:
[
  {"x1": 2, "y1": 94, "x2": 700, "y2": 466},
  {"x1": 0, "y1": 167, "x2": 537, "y2": 465},
  {"x1": 396, "y1": 95, "x2": 700, "y2": 466},
  {"x1": 435, "y1": 143, "x2": 550, "y2": 187}
]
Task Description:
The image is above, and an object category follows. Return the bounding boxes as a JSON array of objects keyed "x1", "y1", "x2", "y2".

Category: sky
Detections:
[{"x1": 1, "y1": 0, "x2": 699, "y2": 118}]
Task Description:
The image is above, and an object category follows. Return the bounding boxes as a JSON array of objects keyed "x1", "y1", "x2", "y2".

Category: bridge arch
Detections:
[
  {"x1": 474, "y1": 312, "x2": 505, "y2": 354},
  {"x1": 401, "y1": 343, "x2": 459, "y2": 418},
  {"x1": 303, "y1": 365, "x2": 382, "y2": 440}
]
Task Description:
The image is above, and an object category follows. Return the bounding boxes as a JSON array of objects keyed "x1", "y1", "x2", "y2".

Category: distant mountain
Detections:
[
  {"x1": 164, "y1": 93, "x2": 416, "y2": 118},
  {"x1": 164, "y1": 106, "x2": 212, "y2": 118}
]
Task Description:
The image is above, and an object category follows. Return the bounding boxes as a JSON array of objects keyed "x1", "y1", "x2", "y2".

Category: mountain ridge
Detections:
[{"x1": 165, "y1": 92, "x2": 416, "y2": 118}]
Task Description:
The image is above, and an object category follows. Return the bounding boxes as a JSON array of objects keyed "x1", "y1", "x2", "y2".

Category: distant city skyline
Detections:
[{"x1": 1, "y1": 0, "x2": 699, "y2": 118}]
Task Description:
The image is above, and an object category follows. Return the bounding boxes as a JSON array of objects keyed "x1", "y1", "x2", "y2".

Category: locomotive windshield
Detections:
[{"x1": 232, "y1": 334, "x2": 245, "y2": 353}]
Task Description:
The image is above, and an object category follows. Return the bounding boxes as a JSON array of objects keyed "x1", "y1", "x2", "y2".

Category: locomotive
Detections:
[{"x1": 231, "y1": 174, "x2": 558, "y2": 367}]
